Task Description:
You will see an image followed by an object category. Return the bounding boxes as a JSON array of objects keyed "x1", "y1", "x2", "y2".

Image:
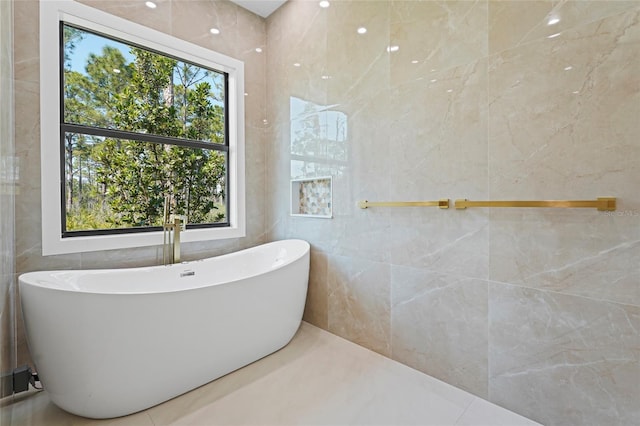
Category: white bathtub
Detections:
[{"x1": 19, "y1": 239, "x2": 310, "y2": 419}]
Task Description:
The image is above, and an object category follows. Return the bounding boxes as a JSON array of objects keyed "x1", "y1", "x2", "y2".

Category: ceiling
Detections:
[{"x1": 229, "y1": 0, "x2": 287, "y2": 18}]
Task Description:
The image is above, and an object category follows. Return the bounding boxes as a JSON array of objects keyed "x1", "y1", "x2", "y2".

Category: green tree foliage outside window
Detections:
[{"x1": 62, "y1": 24, "x2": 227, "y2": 233}]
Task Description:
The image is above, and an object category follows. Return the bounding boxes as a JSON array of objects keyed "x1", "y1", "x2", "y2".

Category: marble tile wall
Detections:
[
  {"x1": 12, "y1": 0, "x2": 267, "y2": 365},
  {"x1": 1, "y1": 0, "x2": 16, "y2": 389},
  {"x1": 266, "y1": 1, "x2": 640, "y2": 425}
]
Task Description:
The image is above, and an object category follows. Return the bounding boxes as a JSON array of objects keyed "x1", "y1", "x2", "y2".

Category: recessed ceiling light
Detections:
[
  {"x1": 255, "y1": 47, "x2": 263, "y2": 53},
  {"x1": 547, "y1": 17, "x2": 560, "y2": 26},
  {"x1": 145, "y1": 1, "x2": 157, "y2": 9},
  {"x1": 386, "y1": 45, "x2": 399, "y2": 53},
  {"x1": 293, "y1": 63, "x2": 301, "y2": 67},
  {"x1": 564, "y1": 66, "x2": 573, "y2": 71},
  {"x1": 319, "y1": 1, "x2": 330, "y2": 8},
  {"x1": 547, "y1": 32, "x2": 561, "y2": 39},
  {"x1": 210, "y1": 28, "x2": 220, "y2": 35},
  {"x1": 411, "y1": 60, "x2": 419, "y2": 64},
  {"x1": 357, "y1": 27, "x2": 367, "y2": 34},
  {"x1": 321, "y1": 75, "x2": 331, "y2": 80}
]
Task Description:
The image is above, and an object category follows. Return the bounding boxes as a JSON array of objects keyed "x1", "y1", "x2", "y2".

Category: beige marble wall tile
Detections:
[
  {"x1": 77, "y1": 0, "x2": 172, "y2": 34},
  {"x1": 303, "y1": 248, "x2": 329, "y2": 329},
  {"x1": 340, "y1": 86, "x2": 391, "y2": 202},
  {"x1": 489, "y1": 1, "x2": 553, "y2": 55},
  {"x1": 243, "y1": 56, "x2": 267, "y2": 128},
  {"x1": 264, "y1": 123, "x2": 293, "y2": 243},
  {"x1": 327, "y1": 254, "x2": 391, "y2": 357},
  {"x1": 266, "y1": 0, "x2": 327, "y2": 127},
  {"x1": 389, "y1": 210, "x2": 489, "y2": 279},
  {"x1": 265, "y1": 0, "x2": 329, "y2": 254},
  {"x1": 1, "y1": 0, "x2": 15, "y2": 381},
  {"x1": 330, "y1": 87, "x2": 392, "y2": 263},
  {"x1": 14, "y1": 77, "x2": 83, "y2": 273},
  {"x1": 490, "y1": 1, "x2": 640, "y2": 56},
  {"x1": 390, "y1": 0, "x2": 487, "y2": 84},
  {"x1": 489, "y1": 283, "x2": 640, "y2": 426},
  {"x1": 488, "y1": 7, "x2": 640, "y2": 306},
  {"x1": 391, "y1": 266, "x2": 488, "y2": 398},
  {"x1": 266, "y1": 0, "x2": 325, "y2": 63},
  {"x1": 331, "y1": 212, "x2": 392, "y2": 264},
  {"x1": 326, "y1": 0, "x2": 389, "y2": 106},
  {"x1": 385, "y1": 58, "x2": 488, "y2": 278},
  {"x1": 488, "y1": 9, "x2": 640, "y2": 206},
  {"x1": 171, "y1": 0, "x2": 238, "y2": 58},
  {"x1": 13, "y1": 0, "x2": 39, "y2": 84},
  {"x1": 520, "y1": 1, "x2": 640, "y2": 46},
  {"x1": 490, "y1": 210, "x2": 640, "y2": 305},
  {"x1": 389, "y1": 59, "x2": 488, "y2": 200}
]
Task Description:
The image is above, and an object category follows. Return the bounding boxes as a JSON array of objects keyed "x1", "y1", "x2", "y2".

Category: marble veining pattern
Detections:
[{"x1": 489, "y1": 284, "x2": 640, "y2": 426}]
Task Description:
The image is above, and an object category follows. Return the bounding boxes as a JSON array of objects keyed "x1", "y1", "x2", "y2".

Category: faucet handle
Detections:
[{"x1": 170, "y1": 214, "x2": 187, "y2": 231}]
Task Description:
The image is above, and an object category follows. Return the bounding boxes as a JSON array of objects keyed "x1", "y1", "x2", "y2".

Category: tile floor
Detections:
[{"x1": 1, "y1": 322, "x2": 541, "y2": 425}]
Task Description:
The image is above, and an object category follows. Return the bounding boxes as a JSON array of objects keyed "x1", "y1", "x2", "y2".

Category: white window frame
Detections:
[{"x1": 40, "y1": 0, "x2": 245, "y2": 256}]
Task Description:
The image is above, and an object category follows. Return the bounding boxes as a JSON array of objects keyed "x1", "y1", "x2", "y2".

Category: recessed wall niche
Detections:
[{"x1": 290, "y1": 177, "x2": 332, "y2": 218}]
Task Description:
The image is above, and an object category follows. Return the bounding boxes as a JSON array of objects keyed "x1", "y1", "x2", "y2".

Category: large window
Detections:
[
  {"x1": 62, "y1": 24, "x2": 229, "y2": 235},
  {"x1": 41, "y1": 1, "x2": 245, "y2": 255}
]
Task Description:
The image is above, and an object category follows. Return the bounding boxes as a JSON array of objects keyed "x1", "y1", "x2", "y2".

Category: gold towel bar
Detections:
[
  {"x1": 454, "y1": 197, "x2": 616, "y2": 211},
  {"x1": 358, "y1": 199, "x2": 450, "y2": 209}
]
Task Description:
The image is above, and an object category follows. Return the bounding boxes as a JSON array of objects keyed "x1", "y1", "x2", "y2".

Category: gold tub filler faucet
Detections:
[{"x1": 163, "y1": 195, "x2": 186, "y2": 265}]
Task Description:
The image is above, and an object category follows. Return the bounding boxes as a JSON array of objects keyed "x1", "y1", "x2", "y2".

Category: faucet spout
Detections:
[{"x1": 172, "y1": 217, "x2": 181, "y2": 264}]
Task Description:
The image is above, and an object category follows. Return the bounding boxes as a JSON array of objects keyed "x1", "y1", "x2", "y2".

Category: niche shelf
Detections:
[{"x1": 290, "y1": 176, "x2": 333, "y2": 219}]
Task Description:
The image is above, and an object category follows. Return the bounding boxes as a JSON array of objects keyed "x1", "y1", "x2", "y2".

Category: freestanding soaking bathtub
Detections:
[{"x1": 19, "y1": 239, "x2": 310, "y2": 419}]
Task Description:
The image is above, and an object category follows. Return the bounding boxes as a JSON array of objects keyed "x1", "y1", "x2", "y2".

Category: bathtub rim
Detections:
[{"x1": 19, "y1": 239, "x2": 310, "y2": 295}]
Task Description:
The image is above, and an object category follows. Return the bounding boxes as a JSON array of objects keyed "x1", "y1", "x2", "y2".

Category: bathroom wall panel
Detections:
[
  {"x1": 265, "y1": 0, "x2": 327, "y2": 250},
  {"x1": 389, "y1": 0, "x2": 488, "y2": 84},
  {"x1": 77, "y1": 0, "x2": 172, "y2": 34},
  {"x1": 1, "y1": 0, "x2": 15, "y2": 387},
  {"x1": 303, "y1": 249, "x2": 329, "y2": 329},
  {"x1": 487, "y1": 8, "x2": 640, "y2": 203},
  {"x1": 489, "y1": 210, "x2": 640, "y2": 306},
  {"x1": 327, "y1": 254, "x2": 391, "y2": 357},
  {"x1": 12, "y1": 0, "x2": 38, "y2": 84},
  {"x1": 487, "y1": 7, "x2": 640, "y2": 305},
  {"x1": 489, "y1": 283, "x2": 640, "y2": 426},
  {"x1": 325, "y1": 15, "x2": 392, "y2": 264},
  {"x1": 489, "y1": 1, "x2": 639, "y2": 56},
  {"x1": 488, "y1": 1, "x2": 553, "y2": 56},
  {"x1": 171, "y1": 0, "x2": 238, "y2": 58},
  {"x1": 515, "y1": 1, "x2": 640, "y2": 48},
  {"x1": 386, "y1": 58, "x2": 489, "y2": 279},
  {"x1": 391, "y1": 267, "x2": 489, "y2": 398}
]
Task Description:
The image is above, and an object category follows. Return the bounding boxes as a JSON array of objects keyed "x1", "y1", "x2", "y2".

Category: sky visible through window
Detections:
[
  {"x1": 66, "y1": 26, "x2": 225, "y2": 111},
  {"x1": 67, "y1": 31, "x2": 135, "y2": 73}
]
